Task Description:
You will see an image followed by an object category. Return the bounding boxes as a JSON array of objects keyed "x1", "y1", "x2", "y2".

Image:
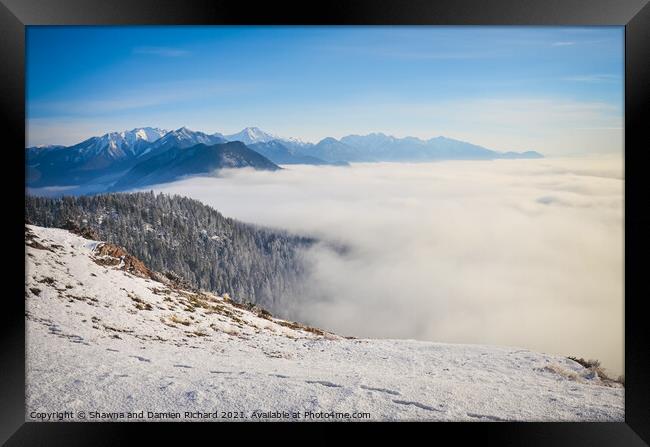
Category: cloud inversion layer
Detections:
[{"x1": 149, "y1": 156, "x2": 624, "y2": 375}]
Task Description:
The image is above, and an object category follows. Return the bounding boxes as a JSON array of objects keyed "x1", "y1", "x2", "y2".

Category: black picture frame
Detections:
[{"x1": 2, "y1": 0, "x2": 649, "y2": 444}]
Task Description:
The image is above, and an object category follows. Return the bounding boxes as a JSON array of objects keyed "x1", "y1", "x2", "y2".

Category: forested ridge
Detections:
[{"x1": 25, "y1": 191, "x2": 313, "y2": 310}]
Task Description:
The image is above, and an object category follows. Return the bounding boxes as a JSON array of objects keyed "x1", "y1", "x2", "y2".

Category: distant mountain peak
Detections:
[
  {"x1": 164, "y1": 127, "x2": 211, "y2": 139},
  {"x1": 318, "y1": 136, "x2": 340, "y2": 144},
  {"x1": 150, "y1": 127, "x2": 225, "y2": 151},
  {"x1": 225, "y1": 127, "x2": 278, "y2": 145},
  {"x1": 172, "y1": 126, "x2": 195, "y2": 136},
  {"x1": 101, "y1": 127, "x2": 167, "y2": 142}
]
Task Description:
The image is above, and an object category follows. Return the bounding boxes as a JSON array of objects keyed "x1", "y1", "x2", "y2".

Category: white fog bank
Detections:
[{"x1": 148, "y1": 156, "x2": 624, "y2": 376}]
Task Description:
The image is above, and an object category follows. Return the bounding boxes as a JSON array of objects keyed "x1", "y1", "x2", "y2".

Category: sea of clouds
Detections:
[{"x1": 149, "y1": 156, "x2": 624, "y2": 375}]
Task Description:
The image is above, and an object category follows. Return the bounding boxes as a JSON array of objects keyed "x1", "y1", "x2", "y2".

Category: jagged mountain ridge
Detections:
[
  {"x1": 27, "y1": 126, "x2": 543, "y2": 190},
  {"x1": 26, "y1": 127, "x2": 167, "y2": 187},
  {"x1": 26, "y1": 127, "x2": 240, "y2": 189},
  {"x1": 137, "y1": 127, "x2": 227, "y2": 160}
]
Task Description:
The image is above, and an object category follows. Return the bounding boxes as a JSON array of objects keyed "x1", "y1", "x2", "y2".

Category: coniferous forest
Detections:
[{"x1": 25, "y1": 192, "x2": 314, "y2": 311}]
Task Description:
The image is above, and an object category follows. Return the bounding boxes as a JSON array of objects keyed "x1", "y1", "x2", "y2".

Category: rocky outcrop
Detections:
[
  {"x1": 93, "y1": 242, "x2": 163, "y2": 282},
  {"x1": 63, "y1": 220, "x2": 100, "y2": 240}
]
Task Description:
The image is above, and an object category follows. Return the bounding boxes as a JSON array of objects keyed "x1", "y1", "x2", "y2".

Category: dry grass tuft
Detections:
[
  {"x1": 566, "y1": 356, "x2": 624, "y2": 387},
  {"x1": 169, "y1": 314, "x2": 191, "y2": 326}
]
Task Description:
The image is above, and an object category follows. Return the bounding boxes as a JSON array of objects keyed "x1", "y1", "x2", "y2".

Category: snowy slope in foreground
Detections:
[{"x1": 25, "y1": 225, "x2": 624, "y2": 422}]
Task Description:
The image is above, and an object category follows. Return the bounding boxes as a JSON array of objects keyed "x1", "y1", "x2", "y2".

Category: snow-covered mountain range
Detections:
[
  {"x1": 26, "y1": 224, "x2": 623, "y2": 421},
  {"x1": 26, "y1": 127, "x2": 279, "y2": 191},
  {"x1": 26, "y1": 126, "x2": 543, "y2": 192},
  {"x1": 69, "y1": 127, "x2": 168, "y2": 160}
]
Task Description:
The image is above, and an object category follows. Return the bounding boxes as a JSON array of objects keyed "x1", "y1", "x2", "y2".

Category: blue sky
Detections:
[{"x1": 26, "y1": 26, "x2": 624, "y2": 155}]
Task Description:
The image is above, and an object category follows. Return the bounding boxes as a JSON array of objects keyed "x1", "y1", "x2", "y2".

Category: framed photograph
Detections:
[{"x1": 2, "y1": 0, "x2": 649, "y2": 444}]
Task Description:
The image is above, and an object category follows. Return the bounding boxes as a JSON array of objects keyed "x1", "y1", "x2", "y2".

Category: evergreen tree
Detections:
[{"x1": 25, "y1": 192, "x2": 314, "y2": 312}]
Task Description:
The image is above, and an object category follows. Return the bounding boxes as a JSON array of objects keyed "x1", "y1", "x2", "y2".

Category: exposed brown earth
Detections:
[{"x1": 93, "y1": 243, "x2": 163, "y2": 282}]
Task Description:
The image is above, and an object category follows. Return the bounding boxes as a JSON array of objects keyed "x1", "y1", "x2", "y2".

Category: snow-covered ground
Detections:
[{"x1": 25, "y1": 225, "x2": 624, "y2": 422}]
